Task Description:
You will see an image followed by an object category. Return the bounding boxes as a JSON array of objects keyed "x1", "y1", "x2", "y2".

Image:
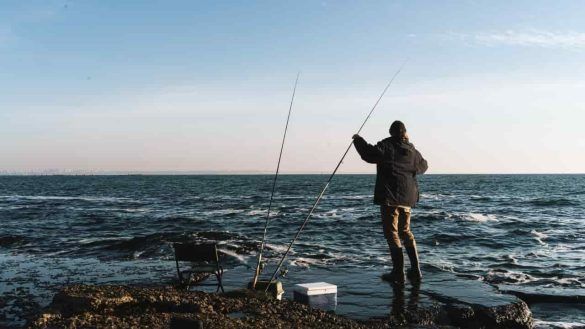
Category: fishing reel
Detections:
[
  {"x1": 259, "y1": 260, "x2": 266, "y2": 272},
  {"x1": 279, "y1": 266, "x2": 289, "y2": 278}
]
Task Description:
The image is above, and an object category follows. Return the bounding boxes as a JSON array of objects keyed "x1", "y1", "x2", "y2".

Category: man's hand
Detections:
[{"x1": 352, "y1": 134, "x2": 361, "y2": 140}]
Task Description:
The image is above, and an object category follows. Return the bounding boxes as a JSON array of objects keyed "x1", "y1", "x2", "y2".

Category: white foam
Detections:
[
  {"x1": 552, "y1": 244, "x2": 571, "y2": 252},
  {"x1": 217, "y1": 248, "x2": 249, "y2": 264},
  {"x1": 333, "y1": 195, "x2": 371, "y2": 200},
  {"x1": 290, "y1": 257, "x2": 322, "y2": 268},
  {"x1": 265, "y1": 243, "x2": 288, "y2": 253},
  {"x1": 0, "y1": 194, "x2": 132, "y2": 202},
  {"x1": 203, "y1": 195, "x2": 253, "y2": 201},
  {"x1": 420, "y1": 193, "x2": 455, "y2": 200},
  {"x1": 313, "y1": 209, "x2": 340, "y2": 219},
  {"x1": 247, "y1": 209, "x2": 279, "y2": 217},
  {"x1": 202, "y1": 209, "x2": 244, "y2": 216},
  {"x1": 534, "y1": 319, "x2": 585, "y2": 329},
  {"x1": 531, "y1": 230, "x2": 548, "y2": 245},
  {"x1": 78, "y1": 237, "x2": 132, "y2": 244},
  {"x1": 485, "y1": 269, "x2": 535, "y2": 284},
  {"x1": 66, "y1": 206, "x2": 150, "y2": 213},
  {"x1": 462, "y1": 213, "x2": 498, "y2": 222},
  {"x1": 420, "y1": 193, "x2": 441, "y2": 200}
]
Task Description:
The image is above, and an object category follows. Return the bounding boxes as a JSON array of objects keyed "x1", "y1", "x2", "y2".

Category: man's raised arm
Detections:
[
  {"x1": 352, "y1": 135, "x2": 383, "y2": 164},
  {"x1": 414, "y1": 150, "x2": 428, "y2": 175}
]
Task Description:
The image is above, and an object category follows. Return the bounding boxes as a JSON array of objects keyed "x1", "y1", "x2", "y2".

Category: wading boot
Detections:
[
  {"x1": 405, "y1": 245, "x2": 422, "y2": 282},
  {"x1": 382, "y1": 247, "x2": 405, "y2": 284}
]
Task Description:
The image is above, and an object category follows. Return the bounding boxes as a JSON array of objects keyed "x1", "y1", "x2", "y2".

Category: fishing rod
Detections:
[
  {"x1": 251, "y1": 72, "x2": 300, "y2": 289},
  {"x1": 265, "y1": 63, "x2": 407, "y2": 291}
]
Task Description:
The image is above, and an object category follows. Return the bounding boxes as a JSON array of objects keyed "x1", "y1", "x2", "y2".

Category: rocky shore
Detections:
[{"x1": 27, "y1": 282, "x2": 533, "y2": 329}]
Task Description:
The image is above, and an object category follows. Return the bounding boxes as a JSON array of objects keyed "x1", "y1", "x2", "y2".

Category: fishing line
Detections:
[
  {"x1": 265, "y1": 62, "x2": 407, "y2": 290},
  {"x1": 251, "y1": 72, "x2": 300, "y2": 289}
]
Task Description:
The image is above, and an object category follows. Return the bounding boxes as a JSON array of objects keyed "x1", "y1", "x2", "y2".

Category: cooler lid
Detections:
[{"x1": 294, "y1": 282, "x2": 337, "y2": 295}]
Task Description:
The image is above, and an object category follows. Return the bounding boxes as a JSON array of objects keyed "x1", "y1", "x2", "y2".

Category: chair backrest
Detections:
[{"x1": 173, "y1": 242, "x2": 219, "y2": 263}]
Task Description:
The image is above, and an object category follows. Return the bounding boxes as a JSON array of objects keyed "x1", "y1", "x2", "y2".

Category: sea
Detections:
[{"x1": 0, "y1": 174, "x2": 584, "y2": 328}]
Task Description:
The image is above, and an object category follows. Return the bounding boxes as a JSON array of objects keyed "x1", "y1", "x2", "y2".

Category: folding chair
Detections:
[{"x1": 173, "y1": 242, "x2": 224, "y2": 293}]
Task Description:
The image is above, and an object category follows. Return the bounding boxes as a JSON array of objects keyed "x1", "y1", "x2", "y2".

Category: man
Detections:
[{"x1": 352, "y1": 120, "x2": 428, "y2": 283}]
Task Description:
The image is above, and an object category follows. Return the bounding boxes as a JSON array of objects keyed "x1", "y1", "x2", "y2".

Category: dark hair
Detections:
[{"x1": 389, "y1": 120, "x2": 407, "y2": 138}]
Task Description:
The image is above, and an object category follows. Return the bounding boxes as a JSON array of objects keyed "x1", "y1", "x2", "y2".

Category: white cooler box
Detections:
[{"x1": 293, "y1": 282, "x2": 337, "y2": 311}]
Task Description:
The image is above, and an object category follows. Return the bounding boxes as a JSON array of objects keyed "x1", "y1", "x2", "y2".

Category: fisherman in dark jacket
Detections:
[{"x1": 352, "y1": 120, "x2": 428, "y2": 283}]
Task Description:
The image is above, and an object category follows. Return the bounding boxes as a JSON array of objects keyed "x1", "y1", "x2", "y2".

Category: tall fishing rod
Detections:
[
  {"x1": 251, "y1": 72, "x2": 300, "y2": 289},
  {"x1": 265, "y1": 63, "x2": 407, "y2": 291}
]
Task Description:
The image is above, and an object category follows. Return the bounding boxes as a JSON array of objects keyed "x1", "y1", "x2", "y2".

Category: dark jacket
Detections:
[{"x1": 353, "y1": 136, "x2": 428, "y2": 207}]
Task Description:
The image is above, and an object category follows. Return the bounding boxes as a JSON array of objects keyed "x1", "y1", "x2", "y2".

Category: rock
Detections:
[
  {"x1": 26, "y1": 274, "x2": 535, "y2": 329},
  {"x1": 170, "y1": 316, "x2": 203, "y2": 329},
  {"x1": 498, "y1": 284, "x2": 585, "y2": 304},
  {"x1": 27, "y1": 285, "x2": 380, "y2": 329},
  {"x1": 474, "y1": 301, "x2": 533, "y2": 329},
  {"x1": 419, "y1": 271, "x2": 533, "y2": 329},
  {"x1": 445, "y1": 303, "x2": 475, "y2": 327}
]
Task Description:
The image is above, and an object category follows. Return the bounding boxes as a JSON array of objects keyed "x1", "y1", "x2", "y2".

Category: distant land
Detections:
[{"x1": 0, "y1": 170, "x2": 583, "y2": 176}]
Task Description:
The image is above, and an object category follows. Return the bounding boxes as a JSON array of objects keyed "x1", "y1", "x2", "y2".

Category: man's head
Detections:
[{"x1": 389, "y1": 120, "x2": 407, "y2": 138}]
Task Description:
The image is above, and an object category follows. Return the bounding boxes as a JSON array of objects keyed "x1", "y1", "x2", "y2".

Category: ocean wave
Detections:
[
  {"x1": 286, "y1": 248, "x2": 350, "y2": 268},
  {"x1": 460, "y1": 213, "x2": 498, "y2": 222},
  {"x1": 534, "y1": 320, "x2": 585, "y2": 329},
  {"x1": 528, "y1": 198, "x2": 579, "y2": 207},
  {"x1": 418, "y1": 211, "x2": 498, "y2": 222},
  {"x1": 552, "y1": 244, "x2": 572, "y2": 252},
  {"x1": 414, "y1": 212, "x2": 448, "y2": 221},
  {"x1": 420, "y1": 193, "x2": 456, "y2": 201},
  {"x1": 470, "y1": 195, "x2": 493, "y2": 202},
  {"x1": 201, "y1": 209, "x2": 245, "y2": 216},
  {"x1": 217, "y1": 248, "x2": 250, "y2": 264},
  {"x1": 64, "y1": 206, "x2": 151, "y2": 213},
  {"x1": 0, "y1": 194, "x2": 134, "y2": 203},
  {"x1": 288, "y1": 255, "x2": 347, "y2": 268},
  {"x1": 202, "y1": 195, "x2": 255, "y2": 201},
  {"x1": 78, "y1": 236, "x2": 133, "y2": 244},
  {"x1": 431, "y1": 233, "x2": 471, "y2": 244},
  {"x1": 323, "y1": 195, "x2": 371, "y2": 200},
  {"x1": 74, "y1": 231, "x2": 256, "y2": 260},
  {"x1": 484, "y1": 269, "x2": 536, "y2": 284},
  {"x1": 272, "y1": 195, "x2": 308, "y2": 200},
  {"x1": 265, "y1": 243, "x2": 289, "y2": 253},
  {"x1": 218, "y1": 240, "x2": 259, "y2": 255},
  {"x1": 531, "y1": 230, "x2": 548, "y2": 245},
  {"x1": 79, "y1": 233, "x2": 177, "y2": 259},
  {"x1": 247, "y1": 209, "x2": 280, "y2": 217},
  {"x1": 312, "y1": 209, "x2": 342, "y2": 219}
]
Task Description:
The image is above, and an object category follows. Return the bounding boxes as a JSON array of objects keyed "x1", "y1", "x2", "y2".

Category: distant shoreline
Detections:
[{"x1": 0, "y1": 172, "x2": 583, "y2": 176}]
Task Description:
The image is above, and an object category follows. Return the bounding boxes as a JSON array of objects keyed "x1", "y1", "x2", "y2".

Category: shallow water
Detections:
[{"x1": 0, "y1": 174, "x2": 584, "y2": 327}]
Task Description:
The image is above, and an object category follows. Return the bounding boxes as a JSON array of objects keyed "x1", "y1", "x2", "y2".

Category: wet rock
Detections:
[
  {"x1": 27, "y1": 285, "x2": 381, "y2": 329},
  {"x1": 170, "y1": 315, "x2": 203, "y2": 329},
  {"x1": 27, "y1": 277, "x2": 534, "y2": 329},
  {"x1": 474, "y1": 301, "x2": 533, "y2": 329},
  {"x1": 445, "y1": 303, "x2": 475, "y2": 327},
  {"x1": 498, "y1": 284, "x2": 585, "y2": 304},
  {"x1": 420, "y1": 271, "x2": 533, "y2": 329}
]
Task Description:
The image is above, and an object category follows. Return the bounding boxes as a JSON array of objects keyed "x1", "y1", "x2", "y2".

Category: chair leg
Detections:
[
  {"x1": 185, "y1": 273, "x2": 192, "y2": 291},
  {"x1": 178, "y1": 272, "x2": 185, "y2": 290},
  {"x1": 215, "y1": 269, "x2": 225, "y2": 293}
]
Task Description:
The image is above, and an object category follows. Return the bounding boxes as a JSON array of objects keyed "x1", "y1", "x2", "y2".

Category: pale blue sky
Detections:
[{"x1": 1, "y1": 1, "x2": 584, "y2": 173}]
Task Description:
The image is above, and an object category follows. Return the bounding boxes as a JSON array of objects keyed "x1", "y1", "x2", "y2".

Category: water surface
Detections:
[{"x1": 0, "y1": 175, "x2": 583, "y2": 328}]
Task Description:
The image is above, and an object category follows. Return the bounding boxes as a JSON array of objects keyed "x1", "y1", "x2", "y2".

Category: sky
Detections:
[{"x1": 1, "y1": 0, "x2": 584, "y2": 174}]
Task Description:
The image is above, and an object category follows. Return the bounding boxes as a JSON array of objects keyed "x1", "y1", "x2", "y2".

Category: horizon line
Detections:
[{"x1": 0, "y1": 171, "x2": 583, "y2": 176}]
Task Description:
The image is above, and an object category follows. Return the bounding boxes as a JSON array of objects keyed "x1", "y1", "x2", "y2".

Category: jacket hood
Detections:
[{"x1": 384, "y1": 137, "x2": 415, "y2": 152}]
